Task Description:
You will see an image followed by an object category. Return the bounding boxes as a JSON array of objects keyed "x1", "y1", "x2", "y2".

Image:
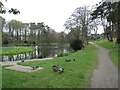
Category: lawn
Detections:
[
  {"x1": 2, "y1": 44, "x2": 98, "y2": 88},
  {"x1": 1, "y1": 47, "x2": 35, "y2": 55},
  {"x1": 93, "y1": 38, "x2": 119, "y2": 67},
  {"x1": 93, "y1": 38, "x2": 119, "y2": 49},
  {"x1": 109, "y1": 49, "x2": 119, "y2": 67},
  {"x1": 0, "y1": 66, "x2": 2, "y2": 89}
]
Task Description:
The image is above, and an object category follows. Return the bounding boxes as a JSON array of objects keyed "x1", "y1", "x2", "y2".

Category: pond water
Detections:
[{"x1": 2, "y1": 45, "x2": 72, "y2": 62}]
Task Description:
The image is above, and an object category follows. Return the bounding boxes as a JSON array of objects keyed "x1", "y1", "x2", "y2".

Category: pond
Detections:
[{"x1": 2, "y1": 45, "x2": 72, "y2": 62}]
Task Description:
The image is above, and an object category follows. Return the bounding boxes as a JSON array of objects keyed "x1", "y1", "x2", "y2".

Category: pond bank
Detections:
[
  {"x1": 1, "y1": 57, "x2": 53, "y2": 66},
  {"x1": 1, "y1": 45, "x2": 71, "y2": 62},
  {"x1": 2, "y1": 44, "x2": 98, "y2": 88}
]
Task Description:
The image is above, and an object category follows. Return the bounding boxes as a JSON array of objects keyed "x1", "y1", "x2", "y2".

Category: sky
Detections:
[{"x1": 1, "y1": 0, "x2": 104, "y2": 33}]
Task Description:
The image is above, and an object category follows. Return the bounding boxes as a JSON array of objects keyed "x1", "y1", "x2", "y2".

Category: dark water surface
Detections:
[{"x1": 2, "y1": 45, "x2": 71, "y2": 62}]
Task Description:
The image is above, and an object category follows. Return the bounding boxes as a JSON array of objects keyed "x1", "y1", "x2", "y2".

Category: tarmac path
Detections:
[{"x1": 89, "y1": 42, "x2": 118, "y2": 88}]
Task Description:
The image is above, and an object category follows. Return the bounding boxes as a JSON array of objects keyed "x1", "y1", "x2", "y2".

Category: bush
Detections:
[
  {"x1": 2, "y1": 40, "x2": 9, "y2": 45},
  {"x1": 70, "y1": 39, "x2": 83, "y2": 51},
  {"x1": 24, "y1": 40, "x2": 28, "y2": 43},
  {"x1": 57, "y1": 52, "x2": 69, "y2": 57},
  {"x1": 38, "y1": 54, "x2": 45, "y2": 58}
]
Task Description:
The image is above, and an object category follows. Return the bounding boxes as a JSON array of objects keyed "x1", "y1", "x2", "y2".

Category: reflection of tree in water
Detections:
[
  {"x1": 37, "y1": 45, "x2": 71, "y2": 58},
  {"x1": 2, "y1": 45, "x2": 72, "y2": 61},
  {"x1": 40, "y1": 46, "x2": 52, "y2": 58}
]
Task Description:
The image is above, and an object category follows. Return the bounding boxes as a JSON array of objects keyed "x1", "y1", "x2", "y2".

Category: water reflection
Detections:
[{"x1": 2, "y1": 45, "x2": 71, "y2": 62}]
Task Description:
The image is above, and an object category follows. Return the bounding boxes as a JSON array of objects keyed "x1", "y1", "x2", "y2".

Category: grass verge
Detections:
[
  {"x1": 0, "y1": 65, "x2": 2, "y2": 89},
  {"x1": 109, "y1": 49, "x2": 119, "y2": 67},
  {"x1": 2, "y1": 44, "x2": 98, "y2": 88},
  {"x1": 93, "y1": 38, "x2": 120, "y2": 49}
]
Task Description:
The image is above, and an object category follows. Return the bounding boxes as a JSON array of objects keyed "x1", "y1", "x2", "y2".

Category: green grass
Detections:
[
  {"x1": 93, "y1": 39, "x2": 120, "y2": 49},
  {"x1": 1, "y1": 47, "x2": 35, "y2": 55},
  {"x1": 93, "y1": 38, "x2": 120, "y2": 49},
  {"x1": 93, "y1": 38, "x2": 119, "y2": 67},
  {"x1": 0, "y1": 66, "x2": 2, "y2": 89},
  {"x1": 2, "y1": 44, "x2": 98, "y2": 88},
  {"x1": 109, "y1": 49, "x2": 119, "y2": 67}
]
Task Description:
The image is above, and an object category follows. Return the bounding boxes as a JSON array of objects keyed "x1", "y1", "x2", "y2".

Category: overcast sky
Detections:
[{"x1": 1, "y1": 0, "x2": 103, "y2": 33}]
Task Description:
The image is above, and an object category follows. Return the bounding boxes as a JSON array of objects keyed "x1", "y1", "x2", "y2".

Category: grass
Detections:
[
  {"x1": 109, "y1": 49, "x2": 119, "y2": 67},
  {"x1": 2, "y1": 44, "x2": 98, "y2": 88},
  {"x1": 93, "y1": 38, "x2": 119, "y2": 67},
  {"x1": 93, "y1": 38, "x2": 120, "y2": 49},
  {"x1": 1, "y1": 47, "x2": 35, "y2": 55},
  {"x1": 0, "y1": 66, "x2": 2, "y2": 89}
]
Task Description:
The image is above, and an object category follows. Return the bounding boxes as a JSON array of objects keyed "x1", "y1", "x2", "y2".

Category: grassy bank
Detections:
[
  {"x1": 109, "y1": 49, "x2": 119, "y2": 67},
  {"x1": 0, "y1": 67, "x2": 2, "y2": 89},
  {"x1": 2, "y1": 44, "x2": 98, "y2": 88},
  {"x1": 93, "y1": 38, "x2": 120, "y2": 49},
  {"x1": 1, "y1": 47, "x2": 35, "y2": 55},
  {"x1": 93, "y1": 38, "x2": 119, "y2": 67}
]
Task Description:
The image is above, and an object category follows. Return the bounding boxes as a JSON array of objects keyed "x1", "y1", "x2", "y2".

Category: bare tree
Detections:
[{"x1": 64, "y1": 6, "x2": 93, "y2": 44}]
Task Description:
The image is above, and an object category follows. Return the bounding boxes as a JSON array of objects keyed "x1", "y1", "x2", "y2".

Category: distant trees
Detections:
[
  {"x1": 5, "y1": 20, "x2": 23, "y2": 44},
  {"x1": 64, "y1": 1, "x2": 120, "y2": 45},
  {"x1": 22, "y1": 23, "x2": 29, "y2": 43},
  {"x1": 91, "y1": 1, "x2": 120, "y2": 44},
  {"x1": 2, "y1": 17, "x2": 66, "y2": 46},
  {"x1": 29, "y1": 23, "x2": 36, "y2": 44},
  {"x1": 89, "y1": 18, "x2": 100, "y2": 40},
  {"x1": 0, "y1": 0, "x2": 20, "y2": 46},
  {"x1": 64, "y1": 6, "x2": 93, "y2": 44},
  {"x1": 58, "y1": 31, "x2": 67, "y2": 43}
]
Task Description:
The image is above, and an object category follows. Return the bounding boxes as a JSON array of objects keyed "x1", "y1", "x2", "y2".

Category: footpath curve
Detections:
[
  {"x1": 89, "y1": 42, "x2": 118, "y2": 88},
  {"x1": 1, "y1": 57, "x2": 53, "y2": 66},
  {"x1": 1, "y1": 58, "x2": 53, "y2": 72}
]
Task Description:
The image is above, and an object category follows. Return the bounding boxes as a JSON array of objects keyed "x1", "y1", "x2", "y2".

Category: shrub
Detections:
[
  {"x1": 38, "y1": 54, "x2": 45, "y2": 58},
  {"x1": 57, "y1": 52, "x2": 69, "y2": 57},
  {"x1": 70, "y1": 39, "x2": 83, "y2": 51},
  {"x1": 24, "y1": 40, "x2": 28, "y2": 43},
  {"x1": 2, "y1": 40, "x2": 9, "y2": 45}
]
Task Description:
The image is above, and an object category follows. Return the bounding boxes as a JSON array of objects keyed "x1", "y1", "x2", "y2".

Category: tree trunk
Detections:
[
  {"x1": 16, "y1": 30, "x2": 19, "y2": 42},
  {"x1": 116, "y1": 23, "x2": 120, "y2": 44},
  {"x1": 106, "y1": 33, "x2": 110, "y2": 41},
  {"x1": 116, "y1": 2, "x2": 120, "y2": 44},
  {"x1": 25, "y1": 29, "x2": 27, "y2": 42},
  {"x1": 19, "y1": 28, "x2": 22, "y2": 43},
  {"x1": 109, "y1": 22, "x2": 113, "y2": 42}
]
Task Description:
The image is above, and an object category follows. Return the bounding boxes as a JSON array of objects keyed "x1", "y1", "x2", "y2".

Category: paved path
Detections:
[
  {"x1": 1, "y1": 57, "x2": 53, "y2": 72},
  {"x1": 89, "y1": 42, "x2": 118, "y2": 88},
  {"x1": 5, "y1": 65, "x2": 43, "y2": 72},
  {"x1": 1, "y1": 57, "x2": 53, "y2": 66}
]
